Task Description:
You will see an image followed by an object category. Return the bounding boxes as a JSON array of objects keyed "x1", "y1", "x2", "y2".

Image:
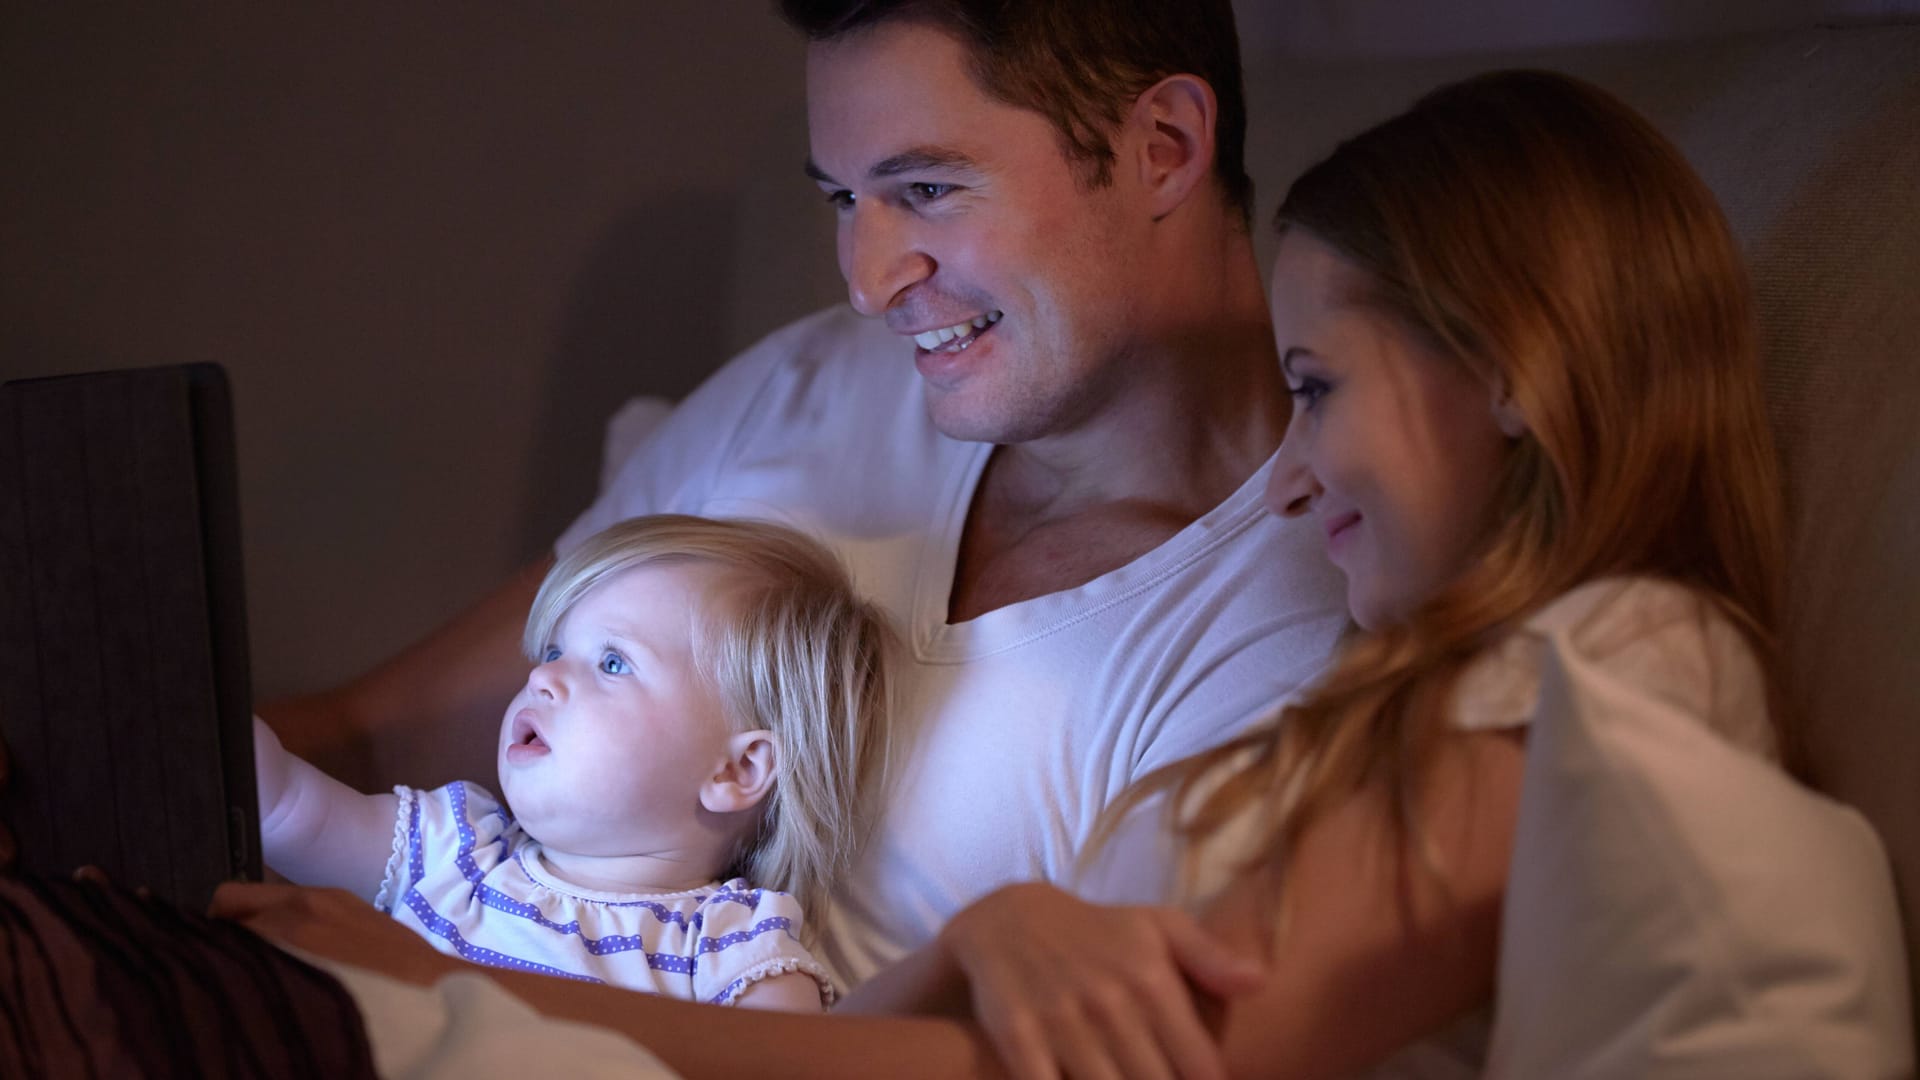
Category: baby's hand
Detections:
[{"x1": 939, "y1": 882, "x2": 1264, "y2": 1080}]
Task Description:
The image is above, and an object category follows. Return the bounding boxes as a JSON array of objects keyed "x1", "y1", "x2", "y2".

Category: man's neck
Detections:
[{"x1": 948, "y1": 240, "x2": 1285, "y2": 622}]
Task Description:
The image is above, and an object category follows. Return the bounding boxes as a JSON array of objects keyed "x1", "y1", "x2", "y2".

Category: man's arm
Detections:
[{"x1": 256, "y1": 556, "x2": 550, "y2": 789}]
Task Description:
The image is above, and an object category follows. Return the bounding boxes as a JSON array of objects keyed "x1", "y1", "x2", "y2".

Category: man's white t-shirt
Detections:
[{"x1": 557, "y1": 305, "x2": 1348, "y2": 985}]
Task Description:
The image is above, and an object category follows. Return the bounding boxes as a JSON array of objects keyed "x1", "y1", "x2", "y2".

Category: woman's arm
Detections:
[
  {"x1": 253, "y1": 717, "x2": 399, "y2": 899},
  {"x1": 229, "y1": 730, "x2": 1521, "y2": 1079},
  {"x1": 212, "y1": 882, "x2": 1007, "y2": 1079},
  {"x1": 1208, "y1": 728, "x2": 1524, "y2": 1078},
  {"x1": 870, "y1": 728, "x2": 1524, "y2": 1080}
]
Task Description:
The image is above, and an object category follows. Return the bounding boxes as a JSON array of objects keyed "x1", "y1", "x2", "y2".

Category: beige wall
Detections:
[
  {"x1": 1236, "y1": 0, "x2": 1920, "y2": 58},
  {"x1": 5, "y1": 1, "x2": 1914, "y2": 700},
  {"x1": 2, "y1": 3, "x2": 845, "y2": 696}
]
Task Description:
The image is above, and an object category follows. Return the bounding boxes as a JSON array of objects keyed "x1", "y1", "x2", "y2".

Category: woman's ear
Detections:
[
  {"x1": 1490, "y1": 379, "x2": 1529, "y2": 439},
  {"x1": 1128, "y1": 73, "x2": 1218, "y2": 220},
  {"x1": 700, "y1": 729, "x2": 779, "y2": 814}
]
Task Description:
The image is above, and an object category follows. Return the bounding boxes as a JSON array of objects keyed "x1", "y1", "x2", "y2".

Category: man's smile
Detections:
[{"x1": 908, "y1": 310, "x2": 1002, "y2": 353}]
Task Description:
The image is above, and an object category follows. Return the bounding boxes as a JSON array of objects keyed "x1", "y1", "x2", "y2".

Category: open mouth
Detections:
[
  {"x1": 509, "y1": 710, "x2": 547, "y2": 750},
  {"x1": 912, "y1": 311, "x2": 1002, "y2": 354}
]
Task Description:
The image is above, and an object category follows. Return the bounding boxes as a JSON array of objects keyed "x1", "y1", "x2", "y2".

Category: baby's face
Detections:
[{"x1": 498, "y1": 561, "x2": 734, "y2": 858}]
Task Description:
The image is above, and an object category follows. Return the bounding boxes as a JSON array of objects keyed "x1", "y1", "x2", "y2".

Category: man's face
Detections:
[{"x1": 805, "y1": 19, "x2": 1153, "y2": 445}]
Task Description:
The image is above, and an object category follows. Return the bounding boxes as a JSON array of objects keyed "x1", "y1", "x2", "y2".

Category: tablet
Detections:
[{"x1": 0, "y1": 363, "x2": 261, "y2": 907}]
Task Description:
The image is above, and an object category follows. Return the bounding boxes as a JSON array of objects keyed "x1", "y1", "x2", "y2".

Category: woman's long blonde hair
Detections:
[{"x1": 1105, "y1": 70, "x2": 1790, "y2": 906}]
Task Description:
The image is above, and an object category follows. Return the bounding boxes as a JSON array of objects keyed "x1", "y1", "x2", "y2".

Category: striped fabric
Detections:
[
  {"x1": 0, "y1": 874, "x2": 376, "y2": 1079},
  {"x1": 376, "y1": 781, "x2": 834, "y2": 1006}
]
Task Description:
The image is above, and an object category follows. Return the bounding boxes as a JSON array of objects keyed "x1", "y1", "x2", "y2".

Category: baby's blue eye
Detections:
[
  {"x1": 599, "y1": 651, "x2": 629, "y2": 676},
  {"x1": 542, "y1": 646, "x2": 562, "y2": 663}
]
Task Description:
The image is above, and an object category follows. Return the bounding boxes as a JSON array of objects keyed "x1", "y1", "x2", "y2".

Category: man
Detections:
[{"x1": 267, "y1": 0, "x2": 1343, "y2": 990}]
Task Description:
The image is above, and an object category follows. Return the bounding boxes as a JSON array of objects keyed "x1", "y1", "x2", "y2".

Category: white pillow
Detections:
[
  {"x1": 596, "y1": 395, "x2": 675, "y2": 494},
  {"x1": 1488, "y1": 637, "x2": 1914, "y2": 1077}
]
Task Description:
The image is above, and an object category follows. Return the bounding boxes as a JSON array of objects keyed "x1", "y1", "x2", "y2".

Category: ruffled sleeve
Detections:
[
  {"x1": 687, "y1": 881, "x2": 835, "y2": 1008},
  {"x1": 374, "y1": 781, "x2": 517, "y2": 917}
]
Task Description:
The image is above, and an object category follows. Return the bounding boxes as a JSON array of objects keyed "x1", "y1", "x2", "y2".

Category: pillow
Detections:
[{"x1": 1487, "y1": 638, "x2": 1914, "y2": 1077}]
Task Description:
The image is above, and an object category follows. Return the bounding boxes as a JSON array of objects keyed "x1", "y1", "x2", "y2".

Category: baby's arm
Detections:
[
  {"x1": 734, "y1": 972, "x2": 829, "y2": 1013},
  {"x1": 253, "y1": 715, "x2": 399, "y2": 901}
]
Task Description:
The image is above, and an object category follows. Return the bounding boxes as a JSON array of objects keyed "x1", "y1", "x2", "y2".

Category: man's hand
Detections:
[
  {"x1": 939, "y1": 882, "x2": 1264, "y2": 1080},
  {"x1": 210, "y1": 882, "x2": 461, "y2": 987}
]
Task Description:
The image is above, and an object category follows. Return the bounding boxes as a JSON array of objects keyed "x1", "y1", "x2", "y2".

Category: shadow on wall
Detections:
[
  {"x1": 513, "y1": 193, "x2": 738, "y2": 560},
  {"x1": 1748, "y1": 67, "x2": 1920, "y2": 937}
]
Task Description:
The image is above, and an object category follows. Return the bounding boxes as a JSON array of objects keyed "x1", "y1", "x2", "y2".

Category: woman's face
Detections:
[{"x1": 1266, "y1": 230, "x2": 1519, "y2": 631}]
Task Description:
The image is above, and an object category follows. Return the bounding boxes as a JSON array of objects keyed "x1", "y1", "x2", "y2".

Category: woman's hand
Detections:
[
  {"x1": 210, "y1": 881, "x2": 461, "y2": 986},
  {"x1": 939, "y1": 882, "x2": 1264, "y2": 1080}
]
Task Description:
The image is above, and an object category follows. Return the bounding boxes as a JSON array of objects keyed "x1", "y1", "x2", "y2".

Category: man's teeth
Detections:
[{"x1": 913, "y1": 311, "x2": 1002, "y2": 351}]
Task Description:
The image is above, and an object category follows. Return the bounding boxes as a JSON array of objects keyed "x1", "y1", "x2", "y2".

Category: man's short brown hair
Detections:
[{"x1": 782, "y1": 0, "x2": 1254, "y2": 225}]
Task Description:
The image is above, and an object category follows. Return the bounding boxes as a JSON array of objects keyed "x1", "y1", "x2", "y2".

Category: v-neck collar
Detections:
[{"x1": 906, "y1": 445, "x2": 1280, "y2": 662}]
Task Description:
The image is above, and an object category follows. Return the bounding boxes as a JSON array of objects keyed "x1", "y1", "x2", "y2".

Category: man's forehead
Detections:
[
  {"x1": 803, "y1": 27, "x2": 1068, "y2": 187},
  {"x1": 804, "y1": 21, "x2": 1004, "y2": 158}
]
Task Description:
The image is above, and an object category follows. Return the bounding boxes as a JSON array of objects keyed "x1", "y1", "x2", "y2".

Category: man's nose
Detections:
[
  {"x1": 1266, "y1": 435, "x2": 1322, "y2": 518},
  {"x1": 842, "y1": 205, "x2": 933, "y2": 317}
]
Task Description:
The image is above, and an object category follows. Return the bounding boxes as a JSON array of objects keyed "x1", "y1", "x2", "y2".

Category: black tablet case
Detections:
[{"x1": 0, "y1": 363, "x2": 260, "y2": 908}]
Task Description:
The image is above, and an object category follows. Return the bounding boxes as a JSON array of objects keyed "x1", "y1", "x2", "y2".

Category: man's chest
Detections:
[{"x1": 947, "y1": 502, "x2": 1193, "y2": 623}]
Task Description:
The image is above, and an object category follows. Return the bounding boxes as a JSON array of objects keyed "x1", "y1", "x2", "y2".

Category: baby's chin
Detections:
[{"x1": 496, "y1": 771, "x2": 536, "y2": 823}]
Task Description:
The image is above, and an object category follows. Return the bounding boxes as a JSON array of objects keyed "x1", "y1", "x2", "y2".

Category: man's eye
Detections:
[
  {"x1": 907, "y1": 182, "x2": 953, "y2": 203},
  {"x1": 824, "y1": 189, "x2": 854, "y2": 210},
  {"x1": 599, "y1": 651, "x2": 629, "y2": 676}
]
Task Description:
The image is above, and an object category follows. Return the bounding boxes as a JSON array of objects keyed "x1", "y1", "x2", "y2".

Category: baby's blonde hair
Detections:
[{"x1": 523, "y1": 514, "x2": 894, "y2": 926}]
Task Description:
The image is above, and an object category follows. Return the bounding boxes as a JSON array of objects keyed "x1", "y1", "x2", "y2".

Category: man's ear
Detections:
[
  {"x1": 1128, "y1": 73, "x2": 1218, "y2": 220},
  {"x1": 699, "y1": 729, "x2": 779, "y2": 814},
  {"x1": 1490, "y1": 379, "x2": 1529, "y2": 439}
]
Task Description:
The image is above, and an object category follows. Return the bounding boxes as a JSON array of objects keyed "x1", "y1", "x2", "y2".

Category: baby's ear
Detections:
[{"x1": 699, "y1": 729, "x2": 779, "y2": 814}]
